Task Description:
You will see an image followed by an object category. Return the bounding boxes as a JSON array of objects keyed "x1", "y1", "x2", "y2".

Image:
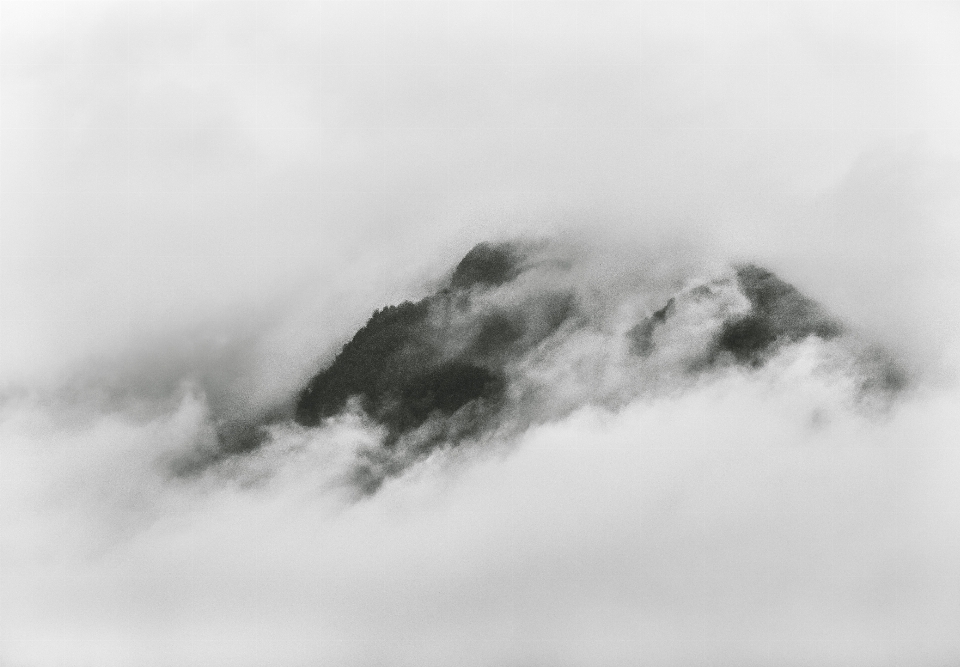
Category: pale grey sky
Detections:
[{"x1": 2, "y1": 2, "x2": 959, "y2": 381}]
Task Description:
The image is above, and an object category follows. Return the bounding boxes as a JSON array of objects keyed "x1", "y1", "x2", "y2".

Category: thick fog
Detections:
[{"x1": 2, "y1": 3, "x2": 960, "y2": 666}]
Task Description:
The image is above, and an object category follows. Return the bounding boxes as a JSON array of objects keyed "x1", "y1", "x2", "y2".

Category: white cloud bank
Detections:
[
  {"x1": 2, "y1": 2, "x2": 960, "y2": 666},
  {"x1": 3, "y1": 374, "x2": 960, "y2": 666}
]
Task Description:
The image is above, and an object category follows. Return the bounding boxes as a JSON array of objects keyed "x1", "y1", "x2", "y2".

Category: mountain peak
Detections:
[{"x1": 277, "y1": 240, "x2": 907, "y2": 490}]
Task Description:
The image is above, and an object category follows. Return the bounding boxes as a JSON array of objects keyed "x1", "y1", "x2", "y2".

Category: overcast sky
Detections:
[
  {"x1": 3, "y1": 1, "x2": 959, "y2": 382},
  {"x1": 2, "y1": 3, "x2": 960, "y2": 666}
]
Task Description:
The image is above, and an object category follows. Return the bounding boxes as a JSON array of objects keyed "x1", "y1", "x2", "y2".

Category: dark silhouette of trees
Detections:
[
  {"x1": 450, "y1": 242, "x2": 519, "y2": 290},
  {"x1": 295, "y1": 299, "x2": 431, "y2": 426},
  {"x1": 714, "y1": 264, "x2": 845, "y2": 364},
  {"x1": 293, "y1": 248, "x2": 513, "y2": 443}
]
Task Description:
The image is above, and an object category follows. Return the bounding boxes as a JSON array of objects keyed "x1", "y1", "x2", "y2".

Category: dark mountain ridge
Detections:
[{"x1": 199, "y1": 240, "x2": 906, "y2": 489}]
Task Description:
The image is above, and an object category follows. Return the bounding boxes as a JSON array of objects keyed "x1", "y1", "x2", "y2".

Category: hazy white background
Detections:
[{"x1": 2, "y1": 2, "x2": 960, "y2": 666}]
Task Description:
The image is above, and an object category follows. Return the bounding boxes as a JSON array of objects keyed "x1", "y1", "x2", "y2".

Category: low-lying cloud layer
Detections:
[
  {"x1": 4, "y1": 358, "x2": 960, "y2": 666},
  {"x1": 2, "y1": 3, "x2": 960, "y2": 666}
]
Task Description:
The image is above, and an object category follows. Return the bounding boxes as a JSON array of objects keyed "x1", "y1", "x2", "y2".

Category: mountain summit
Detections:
[{"x1": 286, "y1": 240, "x2": 904, "y2": 489}]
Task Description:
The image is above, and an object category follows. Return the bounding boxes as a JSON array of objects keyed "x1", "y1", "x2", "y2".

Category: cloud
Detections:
[
  {"x1": 2, "y1": 2, "x2": 960, "y2": 666},
  {"x1": 3, "y1": 373, "x2": 960, "y2": 666}
]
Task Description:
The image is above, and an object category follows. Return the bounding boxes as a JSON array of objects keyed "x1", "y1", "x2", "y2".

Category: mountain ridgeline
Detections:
[
  {"x1": 293, "y1": 242, "x2": 904, "y2": 448},
  {"x1": 631, "y1": 263, "x2": 847, "y2": 366},
  {"x1": 294, "y1": 242, "x2": 528, "y2": 446},
  {"x1": 195, "y1": 239, "x2": 906, "y2": 489}
]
